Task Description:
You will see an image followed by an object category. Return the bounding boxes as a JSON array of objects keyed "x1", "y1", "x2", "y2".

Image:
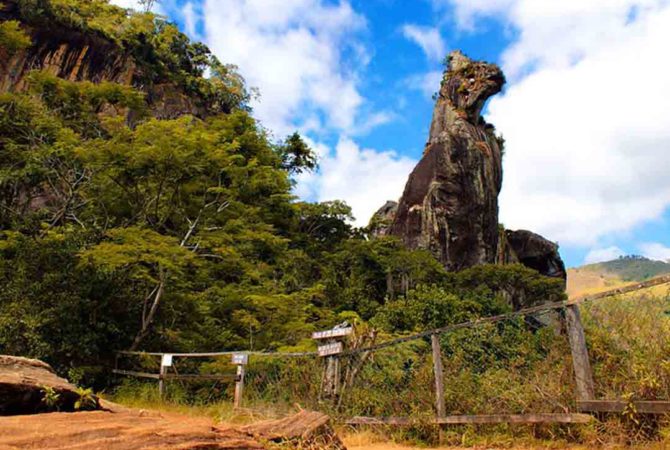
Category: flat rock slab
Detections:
[
  {"x1": 0, "y1": 410, "x2": 262, "y2": 450},
  {"x1": 0, "y1": 355, "x2": 98, "y2": 415},
  {"x1": 0, "y1": 409, "x2": 346, "y2": 450}
]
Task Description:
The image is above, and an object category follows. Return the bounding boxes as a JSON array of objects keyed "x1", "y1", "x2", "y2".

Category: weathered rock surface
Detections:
[
  {"x1": 503, "y1": 229, "x2": 567, "y2": 282},
  {"x1": 383, "y1": 50, "x2": 566, "y2": 285},
  {"x1": 0, "y1": 355, "x2": 99, "y2": 415},
  {"x1": 368, "y1": 200, "x2": 398, "y2": 237},
  {"x1": 389, "y1": 50, "x2": 505, "y2": 271},
  {"x1": 0, "y1": 408, "x2": 346, "y2": 449},
  {"x1": 0, "y1": 0, "x2": 206, "y2": 119}
]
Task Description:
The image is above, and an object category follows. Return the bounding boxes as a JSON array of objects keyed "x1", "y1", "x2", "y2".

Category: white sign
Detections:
[
  {"x1": 318, "y1": 342, "x2": 343, "y2": 357},
  {"x1": 161, "y1": 354, "x2": 173, "y2": 367},
  {"x1": 312, "y1": 327, "x2": 352, "y2": 340},
  {"x1": 232, "y1": 353, "x2": 248, "y2": 365}
]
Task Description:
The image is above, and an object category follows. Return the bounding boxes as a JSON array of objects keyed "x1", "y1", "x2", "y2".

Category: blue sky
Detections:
[{"x1": 113, "y1": 0, "x2": 670, "y2": 268}]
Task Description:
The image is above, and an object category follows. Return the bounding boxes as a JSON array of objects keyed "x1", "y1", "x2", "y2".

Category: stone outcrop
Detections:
[
  {"x1": 368, "y1": 200, "x2": 398, "y2": 237},
  {"x1": 0, "y1": 355, "x2": 100, "y2": 415},
  {"x1": 0, "y1": 0, "x2": 205, "y2": 119},
  {"x1": 389, "y1": 51, "x2": 505, "y2": 271},
  {"x1": 502, "y1": 230, "x2": 567, "y2": 281},
  {"x1": 380, "y1": 50, "x2": 566, "y2": 284}
]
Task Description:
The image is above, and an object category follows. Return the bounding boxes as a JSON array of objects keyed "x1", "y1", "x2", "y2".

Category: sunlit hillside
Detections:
[{"x1": 567, "y1": 256, "x2": 670, "y2": 298}]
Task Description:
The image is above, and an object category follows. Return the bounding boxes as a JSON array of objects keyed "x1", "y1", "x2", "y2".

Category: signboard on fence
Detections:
[
  {"x1": 318, "y1": 342, "x2": 343, "y2": 357},
  {"x1": 231, "y1": 353, "x2": 248, "y2": 365},
  {"x1": 312, "y1": 327, "x2": 352, "y2": 340},
  {"x1": 161, "y1": 354, "x2": 173, "y2": 367}
]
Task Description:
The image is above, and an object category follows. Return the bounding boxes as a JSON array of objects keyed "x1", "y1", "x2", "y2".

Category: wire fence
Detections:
[{"x1": 113, "y1": 276, "x2": 670, "y2": 426}]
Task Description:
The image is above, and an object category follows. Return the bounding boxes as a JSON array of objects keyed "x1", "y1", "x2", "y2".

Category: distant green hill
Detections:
[
  {"x1": 586, "y1": 256, "x2": 670, "y2": 281},
  {"x1": 567, "y1": 255, "x2": 670, "y2": 298}
]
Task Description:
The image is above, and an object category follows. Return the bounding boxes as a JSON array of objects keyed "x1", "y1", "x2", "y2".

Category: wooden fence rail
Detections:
[{"x1": 113, "y1": 274, "x2": 670, "y2": 424}]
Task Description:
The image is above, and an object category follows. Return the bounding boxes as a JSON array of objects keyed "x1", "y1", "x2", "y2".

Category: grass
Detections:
[{"x1": 109, "y1": 291, "x2": 670, "y2": 448}]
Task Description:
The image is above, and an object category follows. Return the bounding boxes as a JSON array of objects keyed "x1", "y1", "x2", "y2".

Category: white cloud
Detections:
[
  {"x1": 109, "y1": 0, "x2": 163, "y2": 13},
  {"x1": 433, "y1": 0, "x2": 670, "y2": 246},
  {"x1": 406, "y1": 70, "x2": 443, "y2": 98},
  {"x1": 584, "y1": 246, "x2": 625, "y2": 264},
  {"x1": 401, "y1": 24, "x2": 447, "y2": 62},
  {"x1": 202, "y1": 0, "x2": 377, "y2": 137},
  {"x1": 296, "y1": 138, "x2": 416, "y2": 225},
  {"x1": 181, "y1": 2, "x2": 199, "y2": 38},
  {"x1": 639, "y1": 242, "x2": 670, "y2": 262}
]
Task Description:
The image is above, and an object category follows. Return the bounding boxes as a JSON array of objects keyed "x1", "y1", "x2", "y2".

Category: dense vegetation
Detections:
[{"x1": 0, "y1": 0, "x2": 564, "y2": 389}]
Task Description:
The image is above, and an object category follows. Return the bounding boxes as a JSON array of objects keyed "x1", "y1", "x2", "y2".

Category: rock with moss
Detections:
[{"x1": 389, "y1": 50, "x2": 505, "y2": 271}]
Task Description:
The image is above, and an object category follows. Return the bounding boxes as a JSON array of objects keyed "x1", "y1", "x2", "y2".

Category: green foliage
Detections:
[
  {"x1": 41, "y1": 385, "x2": 60, "y2": 410},
  {"x1": 279, "y1": 132, "x2": 317, "y2": 175},
  {"x1": 373, "y1": 264, "x2": 565, "y2": 333},
  {"x1": 14, "y1": 0, "x2": 249, "y2": 113},
  {"x1": 74, "y1": 387, "x2": 97, "y2": 410},
  {"x1": 0, "y1": 0, "x2": 572, "y2": 398},
  {"x1": 0, "y1": 20, "x2": 31, "y2": 55}
]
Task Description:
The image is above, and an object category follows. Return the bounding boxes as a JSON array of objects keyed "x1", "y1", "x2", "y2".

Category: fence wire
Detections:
[{"x1": 114, "y1": 280, "x2": 670, "y2": 422}]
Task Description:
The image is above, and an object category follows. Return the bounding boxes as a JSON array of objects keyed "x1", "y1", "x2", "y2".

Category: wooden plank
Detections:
[
  {"x1": 578, "y1": 400, "x2": 670, "y2": 414},
  {"x1": 312, "y1": 327, "x2": 353, "y2": 340},
  {"x1": 431, "y1": 334, "x2": 446, "y2": 419},
  {"x1": 347, "y1": 417, "x2": 412, "y2": 425},
  {"x1": 112, "y1": 369, "x2": 236, "y2": 382},
  {"x1": 346, "y1": 414, "x2": 593, "y2": 426},
  {"x1": 112, "y1": 369, "x2": 161, "y2": 380},
  {"x1": 162, "y1": 373, "x2": 238, "y2": 381},
  {"x1": 565, "y1": 304, "x2": 595, "y2": 401},
  {"x1": 318, "y1": 342, "x2": 343, "y2": 357},
  {"x1": 436, "y1": 413, "x2": 593, "y2": 424}
]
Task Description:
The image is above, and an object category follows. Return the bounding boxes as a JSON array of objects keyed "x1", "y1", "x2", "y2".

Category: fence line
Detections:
[{"x1": 113, "y1": 273, "x2": 670, "y2": 423}]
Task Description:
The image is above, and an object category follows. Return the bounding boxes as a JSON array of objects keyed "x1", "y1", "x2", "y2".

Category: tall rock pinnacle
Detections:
[{"x1": 389, "y1": 51, "x2": 506, "y2": 271}]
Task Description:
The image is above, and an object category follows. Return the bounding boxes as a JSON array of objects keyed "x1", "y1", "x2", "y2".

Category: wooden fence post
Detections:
[
  {"x1": 232, "y1": 353, "x2": 248, "y2": 409},
  {"x1": 234, "y1": 364, "x2": 245, "y2": 408},
  {"x1": 431, "y1": 333, "x2": 446, "y2": 419},
  {"x1": 565, "y1": 304, "x2": 595, "y2": 401},
  {"x1": 158, "y1": 363, "x2": 167, "y2": 399}
]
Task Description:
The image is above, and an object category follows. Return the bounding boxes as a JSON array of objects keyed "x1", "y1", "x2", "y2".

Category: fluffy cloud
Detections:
[
  {"x1": 639, "y1": 242, "x2": 670, "y2": 262},
  {"x1": 406, "y1": 70, "x2": 443, "y2": 98},
  {"x1": 401, "y1": 25, "x2": 446, "y2": 62},
  {"x1": 583, "y1": 246, "x2": 625, "y2": 264},
  {"x1": 296, "y1": 138, "x2": 416, "y2": 225},
  {"x1": 433, "y1": 0, "x2": 670, "y2": 247},
  {"x1": 201, "y1": 0, "x2": 372, "y2": 137}
]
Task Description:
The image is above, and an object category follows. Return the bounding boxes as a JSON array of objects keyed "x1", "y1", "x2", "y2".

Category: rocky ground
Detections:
[{"x1": 0, "y1": 355, "x2": 344, "y2": 449}]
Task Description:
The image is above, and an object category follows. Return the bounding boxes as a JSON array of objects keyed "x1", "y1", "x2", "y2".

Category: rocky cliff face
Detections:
[
  {"x1": 0, "y1": 1, "x2": 204, "y2": 119},
  {"x1": 381, "y1": 50, "x2": 565, "y2": 283},
  {"x1": 389, "y1": 51, "x2": 505, "y2": 271}
]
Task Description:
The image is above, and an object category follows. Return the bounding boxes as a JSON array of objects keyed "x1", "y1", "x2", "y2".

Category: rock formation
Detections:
[
  {"x1": 389, "y1": 50, "x2": 505, "y2": 271},
  {"x1": 368, "y1": 200, "x2": 398, "y2": 237},
  {"x1": 0, "y1": 355, "x2": 100, "y2": 414},
  {"x1": 0, "y1": 0, "x2": 208, "y2": 119},
  {"x1": 501, "y1": 230, "x2": 567, "y2": 280},
  {"x1": 380, "y1": 50, "x2": 565, "y2": 283}
]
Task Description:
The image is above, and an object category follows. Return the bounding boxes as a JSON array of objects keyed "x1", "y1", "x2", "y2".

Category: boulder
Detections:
[
  {"x1": 504, "y1": 229, "x2": 567, "y2": 283},
  {"x1": 367, "y1": 200, "x2": 398, "y2": 237},
  {"x1": 0, "y1": 355, "x2": 99, "y2": 415}
]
